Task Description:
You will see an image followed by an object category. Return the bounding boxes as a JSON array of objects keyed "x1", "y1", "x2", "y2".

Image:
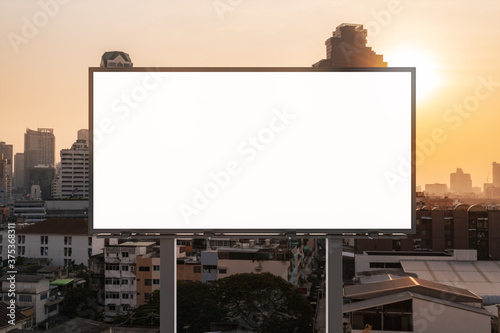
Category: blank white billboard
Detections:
[{"x1": 90, "y1": 68, "x2": 414, "y2": 234}]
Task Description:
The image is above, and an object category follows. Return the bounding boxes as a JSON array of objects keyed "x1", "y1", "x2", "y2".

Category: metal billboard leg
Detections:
[
  {"x1": 327, "y1": 238, "x2": 343, "y2": 333},
  {"x1": 160, "y1": 238, "x2": 176, "y2": 333}
]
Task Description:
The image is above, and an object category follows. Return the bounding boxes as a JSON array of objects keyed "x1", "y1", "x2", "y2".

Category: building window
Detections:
[
  {"x1": 17, "y1": 235, "x2": 25, "y2": 244},
  {"x1": 122, "y1": 252, "x2": 129, "y2": 258},
  {"x1": 122, "y1": 265, "x2": 129, "y2": 271},
  {"x1": 48, "y1": 304, "x2": 58, "y2": 313},
  {"x1": 145, "y1": 279, "x2": 152, "y2": 286},
  {"x1": 88, "y1": 237, "x2": 92, "y2": 246},
  {"x1": 193, "y1": 266, "x2": 201, "y2": 273},
  {"x1": 23, "y1": 318, "x2": 32, "y2": 329},
  {"x1": 144, "y1": 293, "x2": 151, "y2": 300},
  {"x1": 64, "y1": 247, "x2": 72, "y2": 257},
  {"x1": 122, "y1": 305, "x2": 130, "y2": 311},
  {"x1": 64, "y1": 236, "x2": 72, "y2": 245},
  {"x1": 105, "y1": 292, "x2": 119, "y2": 299},
  {"x1": 19, "y1": 295, "x2": 32, "y2": 302},
  {"x1": 18, "y1": 246, "x2": 25, "y2": 255},
  {"x1": 138, "y1": 266, "x2": 150, "y2": 272},
  {"x1": 153, "y1": 279, "x2": 160, "y2": 285},
  {"x1": 105, "y1": 278, "x2": 120, "y2": 285},
  {"x1": 40, "y1": 236, "x2": 48, "y2": 244},
  {"x1": 121, "y1": 279, "x2": 128, "y2": 285},
  {"x1": 40, "y1": 293, "x2": 47, "y2": 300},
  {"x1": 109, "y1": 304, "x2": 116, "y2": 311},
  {"x1": 105, "y1": 264, "x2": 119, "y2": 271},
  {"x1": 122, "y1": 293, "x2": 129, "y2": 299},
  {"x1": 153, "y1": 265, "x2": 160, "y2": 271},
  {"x1": 40, "y1": 247, "x2": 48, "y2": 256},
  {"x1": 219, "y1": 268, "x2": 227, "y2": 274}
]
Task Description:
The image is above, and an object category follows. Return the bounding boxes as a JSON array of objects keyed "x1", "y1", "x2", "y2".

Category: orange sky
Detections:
[{"x1": 1, "y1": 0, "x2": 499, "y2": 189}]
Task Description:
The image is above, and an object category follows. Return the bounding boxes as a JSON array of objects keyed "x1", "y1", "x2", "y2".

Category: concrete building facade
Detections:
[
  {"x1": 357, "y1": 204, "x2": 500, "y2": 260},
  {"x1": 58, "y1": 138, "x2": 89, "y2": 198},
  {"x1": 0, "y1": 218, "x2": 104, "y2": 266}
]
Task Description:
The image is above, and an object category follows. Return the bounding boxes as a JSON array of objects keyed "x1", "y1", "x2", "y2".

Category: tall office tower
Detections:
[
  {"x1": 100, "y1": 51, "x2": 133, "y2": 68},
  {"x1": 450, "y1": 168, "x2": 472, "y2": 194},
  {"x1": 493, "y1": 162, "x2": 500, "y2": 188},
  {"x1": 0, "y1": 142, "x2": 13, "y2": 201},
  {"x1": 77, "y1": 129, "x2": 89, "y2": 143},
  {"x1": 312, "y1": 24, "x2": 387, "y2": 67},
  {"x1": 24, "y1": 128, "x2": 55, "y2": 189},
  {"x1": 14, "y1": 153, "x2": 25, "y2": 189},
  {"x1": 0, "y1": 156, "x2": 7, "y2": 206},
  {"x1": 60, "y1": 138, "x2": 89, "y2": 198}
]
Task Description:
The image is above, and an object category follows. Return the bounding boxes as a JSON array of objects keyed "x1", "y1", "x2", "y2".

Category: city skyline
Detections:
[{"x1": 1, "y1": 0, "x2": 499, "y2": 188}]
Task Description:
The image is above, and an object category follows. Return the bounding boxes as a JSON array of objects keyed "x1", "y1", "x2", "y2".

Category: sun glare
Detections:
[{"x1": 384, "y1": 49, "x2": 443, "y2": 101}]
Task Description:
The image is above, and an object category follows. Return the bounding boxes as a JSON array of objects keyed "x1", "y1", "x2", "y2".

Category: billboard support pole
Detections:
[
  {"x1": 160, "y1": 238, "x2": 176, "y2": 333},
  {"x1": 327, "y1": 238, "x2": 343, "y2": 333}
]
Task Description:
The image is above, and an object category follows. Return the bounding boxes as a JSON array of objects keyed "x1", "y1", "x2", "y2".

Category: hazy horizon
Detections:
[{"x1": 1, "y1": 0, "x2": 499, "y2": 189}]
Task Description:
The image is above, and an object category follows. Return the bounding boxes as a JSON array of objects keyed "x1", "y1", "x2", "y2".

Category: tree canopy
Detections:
[{"x1": 178, "y1": 273, "x2": 313, "y2": 333}]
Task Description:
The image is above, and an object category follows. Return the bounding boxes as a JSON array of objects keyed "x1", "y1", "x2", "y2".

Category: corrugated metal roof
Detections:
[
  {"x1": 343, "y1": 291, "x2": 492, "y2": 317},
  {"x1": 401, "y1": 260, "x2": 500, "y2": 300},
  {"x1": 344, "y1": 276, "x2": 481, "y2": 303}
]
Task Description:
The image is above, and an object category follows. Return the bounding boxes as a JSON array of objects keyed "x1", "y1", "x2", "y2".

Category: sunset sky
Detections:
[{"x1": 1, "y1": 0, "x2": 499, "y2": 189}]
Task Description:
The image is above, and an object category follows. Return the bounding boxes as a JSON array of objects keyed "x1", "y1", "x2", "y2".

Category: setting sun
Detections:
[{"x1": 384, "y1": 48, "x2": 443, "y2": 101}]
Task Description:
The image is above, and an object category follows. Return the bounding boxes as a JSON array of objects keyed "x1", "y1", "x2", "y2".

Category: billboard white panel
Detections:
[{"x1": 90, "y1": 68, "x2": 414, "y2": 234}]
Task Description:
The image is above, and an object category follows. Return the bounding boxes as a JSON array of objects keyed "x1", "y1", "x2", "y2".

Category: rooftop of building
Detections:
[
  {"x1": 101, "y1": 51, "x2": 132, "y2": 62},
  {"x1": 37, "y1": 265, "x2": 65, "y2": 273},
  {"x1": 0, "y1": 303, "x2": 27, "y2": 327},
  {"x1": 343, "y1": 290, "x2": 492, "y2": 317},
  {"x1": 17, "y1": 218, "x2": 88, "y2": 235},
  {"x1": 400, "y1": 259, "x2": 500, "y2": 302},
  {"x1": 0, "y1": 274, "x2": 46, "y2": 283},
  {"x1": 344, "y1": 276, "x2": 482, "y2": 304},
  {"x1": 108, "y1": 241, "x2": 156, "y2": 247}
]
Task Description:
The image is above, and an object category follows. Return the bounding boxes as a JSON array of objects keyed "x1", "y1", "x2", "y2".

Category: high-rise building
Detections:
[
  {"x1": 0, "y1": 142, "x2": 13, "y2": 201},
  {"x1": 51, "y1": 162, "x2": 62, "y2": 198},
  {"x1": 0, "y1": 142, "x2": 13, "y2": 175},
  {"x1": 77, "y1": 129, "x2": 89, "y2": 142},
  {"x1": 493, "y1": 162, "x2": 500, "y2": 188},
  {"x1": 59, "y1": 138, "x2": 89, "y2": 198},
  {"x1": 0, "y1": 156, "x2": 7, "y2": 206},
  {"x1": 450, "y1": 168, "x2": 472, "y2": 194},
  {"x1": 100, "y1": 51, "x2": 133, "y2": 68},
  {"x1": 425, "y1": 183, "x2": 448, "y2": 198},
  {"x1": 24, "y1": 128, "x2": 55, "y2": 189},
  {"x1": 14, "y1": 153, "x2": 25, "y2": 189},
  {"x1": 313, "y1": 24, "x2": 387, "y2": 67}
]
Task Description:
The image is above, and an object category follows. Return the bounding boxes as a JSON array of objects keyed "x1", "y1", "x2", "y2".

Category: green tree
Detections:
[
  {"x1": 213, "y1": 273, "x2": 314, "y2": 333},
  {"x1": 177, "y1": 281, "x2": 223, "y2": 332},
  {"x1": 62, "y1": 288, "x2": 103, "y2": 320}
]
